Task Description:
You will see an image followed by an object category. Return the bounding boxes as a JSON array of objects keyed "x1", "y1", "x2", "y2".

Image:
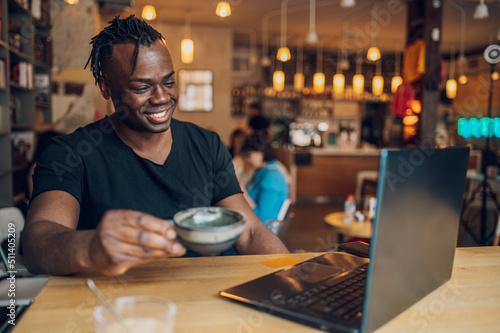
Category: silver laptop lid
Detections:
[{"x1": 362, "y1": 147, "x2": 470, "y2": 332}]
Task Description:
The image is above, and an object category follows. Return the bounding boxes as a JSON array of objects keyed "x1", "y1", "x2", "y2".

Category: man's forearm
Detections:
[
  {"x1": 22, "y1": 221, "x2": 93, "y2": 275},
  {"x1": 236, "y1": 223, "x2": 289, "y2": 255}
]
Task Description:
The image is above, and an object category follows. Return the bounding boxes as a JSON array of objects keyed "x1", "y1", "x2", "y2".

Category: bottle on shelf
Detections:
[{"x1": 344, "y1": 194, "x2": 356, "y2": 223}]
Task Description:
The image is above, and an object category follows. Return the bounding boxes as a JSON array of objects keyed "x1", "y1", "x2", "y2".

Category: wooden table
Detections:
[
  {"x1": 12, "y1": 247, "x2": 500, "y2": 333},
  {"x1": 324, "y1": 211, "x2": 372, "y2": 243}
]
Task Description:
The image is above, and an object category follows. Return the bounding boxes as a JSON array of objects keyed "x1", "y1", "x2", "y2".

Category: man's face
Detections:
[{"x1": 99, "y1": 40, "x2": 178, "y2": 133}]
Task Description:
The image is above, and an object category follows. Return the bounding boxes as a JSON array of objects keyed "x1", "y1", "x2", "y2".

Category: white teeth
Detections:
[{"x1": 150, "y1": 111, "x2": 166, "y2": 118}]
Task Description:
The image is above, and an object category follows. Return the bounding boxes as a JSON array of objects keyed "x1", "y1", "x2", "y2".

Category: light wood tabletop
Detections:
[
  {"x1": 11, "y1": 247, "x2": 500, "y2": 333},
  {"x1": 324, "y1": 211, "x2": 373, "y2": 242}
]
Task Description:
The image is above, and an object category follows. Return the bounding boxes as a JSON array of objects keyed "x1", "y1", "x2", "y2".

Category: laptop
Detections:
[{"x1": 220, "y1": 147, "x2": 470, "y2": 333}]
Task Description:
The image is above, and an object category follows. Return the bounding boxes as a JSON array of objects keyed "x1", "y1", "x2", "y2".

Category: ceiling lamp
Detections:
[
  {"x1": 333, "y1": 47, "x2": 345, "y2": 96},
  {"x1": 367, "y1": 3, "x2": 381, "y2": 61},
  {"x1": 340, "y1": 0, "x2": 356, "y2": 8},
  {"x1": 446, "y1": 51, "x2": 457, "y2": 99},
  {"x1": 473, "y1": 0, "x2": 488, "y2": 19},
  {"x1": 492, "y1": 71, "x2": 500, "y2": 81},
  {"x1": 181, "y1": 13, "x2": 194, "y2": 64},
  {"x1": 372, "y1": 60, "x2": 384, "y2": 96},
  {"x1": 216, "y1": 1, "x2": 232, "y2": 18},
  {"x1": 353, "y1": 53, "x2": 364, "y2": 95},
  {"x1": 294, "y1": 42, "x2": 305, "y2": 92},
  {"x1": 391, "y1": 50, "x2": 402, "y2": 93},
  {"x1": 277, "y1": 0, "x2": 291, "y2": 62},
  {"x1": 313, "y1": 46, "x2": 325, "y2": 93},
  {"x1": 64, "y1": 0, "x2": 79, "y2": 4},
  {"x1": 141, "y1": 4, "x2": 157, "y2": 21},
  {"x1": 449, "y1": 2, "x2": 468, "y2": 84},
  {"x1": 306, "y1": 0, "x2": 318, "y2": 45},
  {"x1": 273, "y1": 71, "x2": 285, "y2": 92}
]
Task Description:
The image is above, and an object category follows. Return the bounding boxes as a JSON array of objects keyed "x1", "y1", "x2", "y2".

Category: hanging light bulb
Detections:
[
  {"x1": 353, "y1": 53, "x2": 364, "y2": 95},
  {"x1": 458, "y1": 74, "x2": 468, "y2": 85},
  {"x1": 367, "y1": 3, "x2": 381, "y2": 62},
  {"x1": 314, "y1": 73, "x2": 325, "y2": 93},
  {"x1": 277, "y1": 47, "x2": 291, "y2": 62},
  {"x1": 277, "y1": 0, "x2": 291, "y2": 62},
  {"x1": 492, "y1": 71, "x2": 500, "y2": 81},
  {"x1": 391, "y1": 50, "x2": 402, "y2": 93},
  {"x1": 473, "y1": 0, "x2": 488, "y2": 19},
  {"x1": 181, "y1": 13, "x2": 194, "y2": 64},
  {"x1": 181, "y1": 39, "x2": 194, "y2": 64},
  {"x1": 273, "y1": 71, "x2": 285, "y2": 92},
  {"x1": 216, "y1": 1, "x2": 232, "y2": 18},
  {"x1": 372, "y1": 76, "x2": 384, "y2": 96},
  {"x1": 294, "y1": 42, "x2": 304, "y2": 92},
  {"x1": 314, "y1": 45, "x2": 325, "y2": 93},
  {"x1": 446, "y1": 51, "x2": 457, "y2": 99},
  {"x1": 340, "y1": 0, "x2": 356, "y2": 8},
  {"x1": 333, "y1": 47, "x2": 345, "y2": 96},
  {"x1": 141, "y1": 4, "x2": 157, "y2": 21},
  {"x1": 446, "y1": 79, "x2": 457, "y2": 99},
  {"x1": 306, "y1": 0, "x2": 319, "y2": 44},
  {"x1": 367, "y1": 47, "x2": 381, "y2": 61},
  {"x1": 333, "y1": 74, "x2": 345, "y2": 95},
  {"x1": 64, "y1": 0, "x2": 79, "y2": 4}
]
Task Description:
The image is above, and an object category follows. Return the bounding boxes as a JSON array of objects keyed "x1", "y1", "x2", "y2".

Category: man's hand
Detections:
[{"x1": 87, "y1": 210, "x2": 186, "y2": 276}]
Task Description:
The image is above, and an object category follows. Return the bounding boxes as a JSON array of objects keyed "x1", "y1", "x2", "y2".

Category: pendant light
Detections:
[
  {"x1": 141, "y1": 1, "x2": 157, "y2": 21},
  {"x1": 340, "y1": 0, "x2": 356, "y2": 8},
  {"x1": 181, "y1": 13, "x2": 194, "y2": 64},
  {"x1": 391, "y1": 50, "x2": 403, "y2": 93},
  {"x1": 473, "y1": 0, "x2": 488, "y2": 20},
  {"x1": 333, "y1": 46, "x2": 345, "y2": 96},
  {"x1": 294, "y1": 41, "x2": 305, "y2": 92},
  {"x1": 277, "y1": 0, "x2": 291, "y2": 62},
  {"x1": 313, "y1": 45, "x2": 325, "y2": 93},
  {"x1": 353, "y1": 52, "x2": 364, "y2": 95},
  {"x1": 449, "y1": 1, "x2": 468, "y2": 85},
  {"x1": 446, "y1": 51, "x2": 457, "y2": 99},
  {"x1": 306, "y1": 0, "x2": 318, "y2": 45},
  {"x1": 64, "y1": 0, "x2": 79, "y2": 4},
  {"x1": 372, "y1": 60, "x2": 384, "y2": 96},
  {"x1": 216, "y1": 1, "x2": 232, "y2": 18},
  {"x1": 366, "y1": 3, "x2": 381, "y2": 61},
  {"x1": 273, "y1": 71, "x2": 285, "y2": 92}
]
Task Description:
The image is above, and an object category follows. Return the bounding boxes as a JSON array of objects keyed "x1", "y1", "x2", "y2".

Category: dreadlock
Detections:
[{"x1": 84, "y1": 15, "x2": 164, "y2": 84}]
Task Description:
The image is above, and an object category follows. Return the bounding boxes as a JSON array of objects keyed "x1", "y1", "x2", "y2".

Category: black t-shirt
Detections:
[{"x1": 32, "y1": 117, "x2": 242, "y2": 230}]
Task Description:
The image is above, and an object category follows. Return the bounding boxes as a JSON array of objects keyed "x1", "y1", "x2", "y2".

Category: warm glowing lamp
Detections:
[
  {"x1": 403, "y1": 115, "x2": 419, "y2": 126},
  {"x1": 492, "y1": 71, "x2": 499, "y2": 81},
  {"x1": 181, "y1": 39, "x2": 194, "y2": 64},
  {"x1": 294, "y1": 73, "x2": 305, "y2": 92},
  {"x1": 277, "y1": 47, "x2": 291, "y2": 62},
  {"x1": 216, "y1": 1, "x2": 232, "y2": 17},
  {"x1": 367, "y1": 47, "x2": 381, "y2": 61},
  {"x1": 141, "y1": 5, "x2": 157, "y2": 21},
  {"x1": 313, "y1": 73, "x2": 325, "y2": 93},
  {"x1": 446, "y1": 79, "x2": 457, "y2": 99},
  {"x1": 273, "y1": 71, "x2": 285, "y2": 92},
  {"x1": 333, "y1": 74, "x2": 345, "y2": 95},
  {"x1": 391, "y1": 76, "x2": 402, "y2": 93},
  {"x1": 64, "y1": 0, "x2": 79, "y2": 4},
  {"x1": 458, "y1": 74, "x2": 468, "y2": 84},
  {"x1": 353, "y1": 74, "x2": 364, "y2": 95},
  {"x1": 372, "y1": 75, "x2": 384, "y2": 96}
]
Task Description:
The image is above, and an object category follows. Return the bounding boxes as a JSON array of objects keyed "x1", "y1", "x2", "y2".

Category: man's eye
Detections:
[
  {"x1": 164, "y1": 81, "x2": 176, "y2": 87},
  {"x1": 132, "y1": 86, "x2": 149, "y2": 92}
]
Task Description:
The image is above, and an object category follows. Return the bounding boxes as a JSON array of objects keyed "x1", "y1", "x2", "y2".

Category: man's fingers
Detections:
[{"x1": 107, "y1": 210, "x2": 176, "y2": 239}]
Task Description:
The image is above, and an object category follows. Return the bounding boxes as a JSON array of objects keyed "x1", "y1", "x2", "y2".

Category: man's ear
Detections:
[{"x1": 98, "y1": 78, "x2": 111, "y2": 99}]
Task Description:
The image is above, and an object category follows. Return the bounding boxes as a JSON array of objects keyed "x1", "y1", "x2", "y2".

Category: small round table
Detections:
[{"x1": 324, "y1": 211, "x2": 372, "y2": 243}]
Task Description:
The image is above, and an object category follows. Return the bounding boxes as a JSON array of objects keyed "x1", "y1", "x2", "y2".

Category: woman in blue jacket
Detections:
[{"x1": 240, "y1": 134, "x2": 289, "y2": 225}]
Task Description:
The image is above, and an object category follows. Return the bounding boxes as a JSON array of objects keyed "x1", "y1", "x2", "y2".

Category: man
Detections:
[{"x1": 22, "y1": 15, "x2": 288, "y2": 277}]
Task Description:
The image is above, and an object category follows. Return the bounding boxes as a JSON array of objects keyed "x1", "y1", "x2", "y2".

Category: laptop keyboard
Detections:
[{"x1": 285, "y1": 263, "x2": 368, "y2": 321}]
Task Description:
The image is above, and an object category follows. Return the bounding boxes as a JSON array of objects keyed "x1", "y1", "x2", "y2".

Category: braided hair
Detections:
[{"x1": 85, "y1": 15, "x2": 164, "y2": 84}]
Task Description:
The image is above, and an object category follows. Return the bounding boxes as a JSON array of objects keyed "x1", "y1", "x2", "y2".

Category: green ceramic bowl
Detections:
[{"x1": 173, "y1": 207, "x2": 246, "y2": 256}]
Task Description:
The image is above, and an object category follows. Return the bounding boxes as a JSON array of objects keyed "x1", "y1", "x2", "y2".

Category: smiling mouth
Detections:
[{"x1": 144, "y1": 108, "x2": 171, "y2": 123}]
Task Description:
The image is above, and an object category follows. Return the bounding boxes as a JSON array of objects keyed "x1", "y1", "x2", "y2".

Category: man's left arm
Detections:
[{"x1": 215, "y1": 193, "x2": 289, "y2": 254}]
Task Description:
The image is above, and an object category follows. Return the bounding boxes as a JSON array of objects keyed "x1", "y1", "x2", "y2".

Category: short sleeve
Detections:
[
  {"x1": 31, "y1": 137, "x2": 84, "y2": 204},
  {"x1": 211, "y1": 133, "x2": 243, "y2": 204}
]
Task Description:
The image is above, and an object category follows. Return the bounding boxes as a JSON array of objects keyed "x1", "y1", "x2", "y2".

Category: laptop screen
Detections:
[{"x1": 362, "y1": 146, "x2": 470, "y2": 332}]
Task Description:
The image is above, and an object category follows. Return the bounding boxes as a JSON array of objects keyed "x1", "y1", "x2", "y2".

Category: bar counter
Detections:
[
  {"x1": 293, "y1": 148, "x2": 481, "y2": 199},
  {"x1": 12, "y1": 246, "x2": 500, "y2": 333}
]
